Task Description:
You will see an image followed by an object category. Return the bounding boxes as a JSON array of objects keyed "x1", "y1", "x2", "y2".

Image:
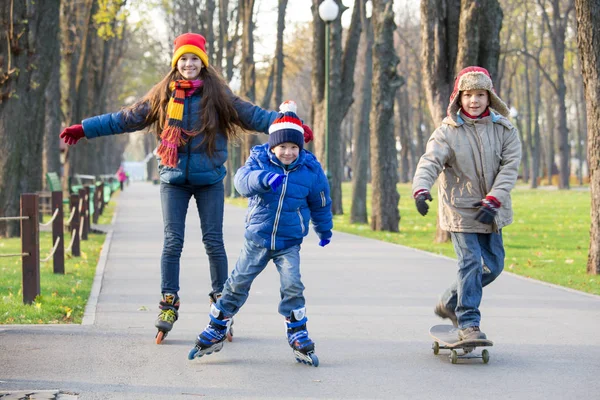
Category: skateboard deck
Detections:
[{"x1": 429, "y1": 324, "x2": 493, "y2": 364}]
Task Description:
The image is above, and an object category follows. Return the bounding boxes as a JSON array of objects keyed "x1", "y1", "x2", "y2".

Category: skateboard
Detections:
[{"x1": 429, "y1": 324, "x2": 493, "y2": 364}]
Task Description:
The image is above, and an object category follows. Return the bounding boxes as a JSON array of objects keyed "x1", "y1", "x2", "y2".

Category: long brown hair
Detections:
[{"x1": 125, "y1": 65, "x2": 247, "y2": 157}]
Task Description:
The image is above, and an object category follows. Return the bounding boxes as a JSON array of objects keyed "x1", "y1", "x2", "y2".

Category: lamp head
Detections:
[{"x1": 319, "y1": 0, "x2": 340, "y2": 22}]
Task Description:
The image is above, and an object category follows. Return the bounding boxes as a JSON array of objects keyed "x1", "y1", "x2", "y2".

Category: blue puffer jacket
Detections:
[
  {"x1": 234, "y1": 143, "x2": 333, "y2": 251},
  {"x1": 82, "y1": 89, "x2": 278, "y2": 186}
]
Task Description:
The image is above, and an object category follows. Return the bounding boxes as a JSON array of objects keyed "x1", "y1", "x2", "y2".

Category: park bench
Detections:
[
  {"x1": 45, "y1": 172, "x2": 70, "y2": 205},
  {"x1": 47, "y1": 172, "x2": 97, "y2": 215}
]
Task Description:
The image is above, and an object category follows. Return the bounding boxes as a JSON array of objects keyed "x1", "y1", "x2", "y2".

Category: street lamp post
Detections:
[{"x1": 318, "y1": 0, "x2": 339, "y2": 181}]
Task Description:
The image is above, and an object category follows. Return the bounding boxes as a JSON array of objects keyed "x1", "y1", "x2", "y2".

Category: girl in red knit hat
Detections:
[
  {"x1": 412, "y1": 66, "x2": 521, "y2": 342},
  {"x1": 60, "y1": 32, "x2": 293, "y2": 344}
]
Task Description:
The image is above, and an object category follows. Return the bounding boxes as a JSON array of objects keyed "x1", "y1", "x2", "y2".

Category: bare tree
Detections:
[
  {"x1": 0, "y1": 0, "x2": 60, "y2": 236},
  {"x1": 536, "y1": 0, "x2": 574, "y2": 189},
  {"x1": 574, "y1": 0, "x2": 600, "y2": 274},
  {"x1": 420, "y1": 0, "x2": 504, "y2": 242},
  {"x1": 370, "y1": 0, "x2": 402, "y2": 232},
  {"x1": 350, "y1": 0, "x2": 373, "y2": 224},
  {"x1": 239, "y1": 0, "x2": 259, "y2": 164},
  {"x1": 311, "y1": 0, "x2": 362, "y2": 215},
  {"x1": 44, "y1": 3, "x2": 63, "y2": 184}
]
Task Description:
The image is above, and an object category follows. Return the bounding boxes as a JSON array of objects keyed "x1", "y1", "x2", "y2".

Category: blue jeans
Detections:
[
  {"x1": 216, "y1": 238, "x2": 304, "y2": 318},
  {"x1": 440, "y1": 231, "x2": 504, "y2": 329},
  {"x1": 159, "y1": 181, "x2": 227, "y2": 295}
]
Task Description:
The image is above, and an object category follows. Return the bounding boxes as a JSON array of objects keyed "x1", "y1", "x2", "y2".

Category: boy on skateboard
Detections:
[{"x1": 412, "y1": 67, "x2": 521, "y2": 341}]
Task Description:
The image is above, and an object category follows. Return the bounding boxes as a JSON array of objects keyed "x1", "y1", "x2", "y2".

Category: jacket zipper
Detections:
[
  {"x1": 271, "y1": 167, "x2": 289, "y2": 250},
  {"x1": 297, "y1": 209, "x2": 305, "y2": 235},
  {"x1": 247, "y1": 201, "x2": 259, "y2": 224}
]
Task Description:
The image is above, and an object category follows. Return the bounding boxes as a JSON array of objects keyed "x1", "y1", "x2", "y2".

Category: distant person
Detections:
[
  {"x1": 188, "y1": 101, "x2": 331, "y2": 367},
  {"x1": 59, "y1": 33, "x2": 312, "y2": 344},
  {"x1": 116, "y1": 166, "x2": 127, "y2": 191},
  {"x1": 412, "y1": 66, "x2": 521, "y2": 341}
]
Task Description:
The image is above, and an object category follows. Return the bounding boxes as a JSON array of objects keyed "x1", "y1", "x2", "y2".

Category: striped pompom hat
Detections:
[{"x1": 268, "y1": 101, "x2": 305, "y2": 150}]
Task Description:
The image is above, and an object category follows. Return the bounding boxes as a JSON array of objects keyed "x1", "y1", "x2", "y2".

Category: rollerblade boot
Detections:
[
  {"x1": 188, "y1": 303, "x2": 231, "y2": 360},
  {"x1": 155, "y1": 293, "x2": 180, "y2": 344},
  {"x1": 209, "y1": 291, "x2": 233, "y2": 342},
  {"x1": 286, "y1": 308, "x2": 318, "y2": 367}
]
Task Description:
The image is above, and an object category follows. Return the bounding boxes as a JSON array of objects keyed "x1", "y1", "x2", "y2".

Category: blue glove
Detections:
[
  {"x1": 268, "y1": 173, "x2": 285, "y2": 192},
  {"x1": 318, "y1": 239, "x2": 330, "y2": 247}
]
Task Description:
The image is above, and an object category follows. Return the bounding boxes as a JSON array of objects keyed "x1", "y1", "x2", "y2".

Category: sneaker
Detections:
[
  {"x1": 434, "y1": 302, "x2": 458, "y2": 327},
  {"x1": 458, "y1": 326, "x2": 487, "y2": 341}
]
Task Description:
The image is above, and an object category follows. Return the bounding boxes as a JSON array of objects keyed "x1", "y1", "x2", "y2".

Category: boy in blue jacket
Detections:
[{"x1": 188, "y1": 101, "x2": 333, "y2": 366}]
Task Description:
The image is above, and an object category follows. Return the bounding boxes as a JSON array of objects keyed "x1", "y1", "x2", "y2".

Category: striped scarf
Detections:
[{"x1": 156, "y1": 79, "x2": 204, "y2": 168}]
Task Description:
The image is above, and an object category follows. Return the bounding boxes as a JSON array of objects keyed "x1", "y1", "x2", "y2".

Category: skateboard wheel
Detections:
[
  {"x1": 155, "y1": 330, "x2": 165, "y2": 345},
  {"x1": 432, "y1": 342, "x2": 440, "y2": 355},
  {"x1": 451, "y1": 350, "x2": 458, "y2": 364},
  {"x1": 482, "y1": 349, "x2": 490, "y2": 364}
]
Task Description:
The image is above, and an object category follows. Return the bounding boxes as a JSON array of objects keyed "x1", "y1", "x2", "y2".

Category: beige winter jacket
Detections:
[{"x1": 412, "y1": 111, "x2": 521, "y2": 233}]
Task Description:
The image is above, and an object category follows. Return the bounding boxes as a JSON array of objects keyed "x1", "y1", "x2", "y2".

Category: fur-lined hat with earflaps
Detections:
[{"x1": 447, "y1": 66, "x2": 510, "y2": 118}]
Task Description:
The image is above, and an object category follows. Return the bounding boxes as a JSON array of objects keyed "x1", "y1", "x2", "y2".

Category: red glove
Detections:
[
  {"x1": 302, "y1": 124, "x2": 313, "y2": 144},
  {"x1": 60, "y1": 124, "x2": 85, "y2": 145}
]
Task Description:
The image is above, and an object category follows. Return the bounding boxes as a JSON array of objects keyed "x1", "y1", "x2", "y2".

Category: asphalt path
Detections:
[{"x1": 2, "y1": 181, "x2": 599, "y2": 399}]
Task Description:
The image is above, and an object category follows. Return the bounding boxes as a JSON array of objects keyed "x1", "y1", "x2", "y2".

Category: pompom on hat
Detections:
[
  {"x1": 171, "y1": 33, "x2": 209, "y2": 68},
  {"x1": 447, "y1": 66, "x2": 510, "y2": 118},
  {"x1": 268, "y1": 101, "x2": 305, "y2": 150}
]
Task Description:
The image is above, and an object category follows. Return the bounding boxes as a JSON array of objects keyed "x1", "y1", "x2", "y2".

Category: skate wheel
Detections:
[
  {"x1": 188, "y1": 347, "x2": 199, "y2": 360},
  {"x1": 432, "y1": 341, "x2": 440, "y2": 355},
  {"x1": 482, "y1": 349, "x2": 490, "y2": 364},
  {"x1": 451, "y1": 350, "x2": 458, "y2": 364},
  {"x1": 309, "y1": 353, "x2": 319, "y2": 367},
  {"x1": 155, "y1": 330, "x2": 165, "y2": 345},
  {"x1": 227, "y1": 327, "x2": 233, "y2": 342}
]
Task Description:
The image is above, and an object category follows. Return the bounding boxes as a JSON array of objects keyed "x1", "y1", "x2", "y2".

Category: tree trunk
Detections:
[
  {"x1": 273, "y1": 0, "x2": 288, "y2": 108},
  {"x1": 240, "y1": 0, "x2": 258, "y2": 163},
  {"x1": 0, "y1": 0, "x2": 59, "y2": 237},
  {"x1": 574, "y1": 0, "x2": 600, "y2": 274},
  {"x1": 216, "y1": 0, "x2": 229, "y2": 72},
  {"x1": 350, "y1": 1, "x2": 373, "y2": 225},
  {"x1": 421, "y1": 0, "x2": 503, "y2": 243},
  {"x1": 370, "y1": 0, "x2": 401, "y2": 232},
  {"x1": 537, "y1": 0, "x2": 574, "y2": 189},
  {"x1": 311, "y1": 0, "x2": 362, "y2": 216},
  {"x1": 43, "y1": 26, "x2": 63, "y2": 185},
  {"x1": 205, "y1": 0, "x2": 216, "y2": 66}
]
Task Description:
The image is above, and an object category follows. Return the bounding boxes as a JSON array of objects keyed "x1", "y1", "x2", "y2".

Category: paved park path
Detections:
[{"x1": 2, "y1": 182, "x2": 599, "y2": 399}]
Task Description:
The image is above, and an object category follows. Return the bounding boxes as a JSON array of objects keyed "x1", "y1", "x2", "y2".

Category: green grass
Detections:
[
  {"x1": 0, "y1": 196, "x2": 117, "y2": 324},
  {"x1": 227, "y1": 183, "x2": 597, "y2": 295}
]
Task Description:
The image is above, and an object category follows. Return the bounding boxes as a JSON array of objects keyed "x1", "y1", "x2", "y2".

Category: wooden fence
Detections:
[{"x1": 0, "y1": 186, "x2": 105, "y2": 304}]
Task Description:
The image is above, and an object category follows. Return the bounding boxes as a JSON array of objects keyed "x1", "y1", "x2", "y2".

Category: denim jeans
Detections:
[
  {"x1": 440, "y1": 231, "x2": 504, "y2": 329},
  {"x1": 159, "y1": 181, "x2": 227, "y2": 295},
  {"x1": 216, "y1": 238, "x2": 304, "y2": 318}
]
